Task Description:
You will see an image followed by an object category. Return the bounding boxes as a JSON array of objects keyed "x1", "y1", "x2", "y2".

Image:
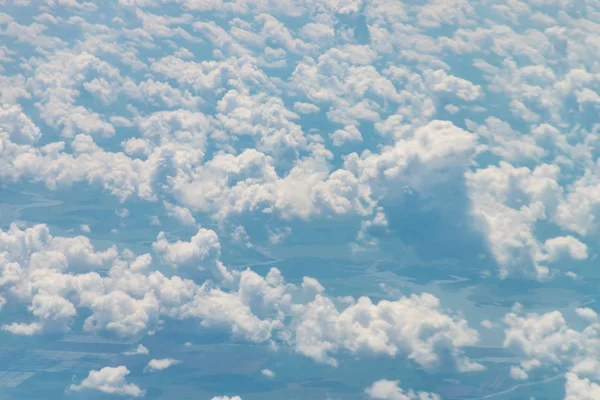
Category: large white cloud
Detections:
[
  {"x1": 293, "y1": 293, "x2": 482, "y2": 371},
  {"x1": 503, "y1": 306, "x2": 600, "y2": 381}
]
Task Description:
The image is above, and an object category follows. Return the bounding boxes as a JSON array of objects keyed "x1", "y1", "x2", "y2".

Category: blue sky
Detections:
[{"x1": 1, "y1": 0, "x2": 600, "y2": 399}]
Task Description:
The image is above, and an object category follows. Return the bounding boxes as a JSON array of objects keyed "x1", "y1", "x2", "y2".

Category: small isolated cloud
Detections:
[
  {"x1": 261, "y1": 368, "x2": 275, "y2": 378},
  {"x1": 80, "y1": 224, "x2": 91, "y2": 233},
  {"x1": 145, "y1": 358, "x2": 180, "y2": 372},
  {"x1": 124, "y1": 344, "x2": 150, "y2": 356},
  {"x1": 70, "y1": 366, "x2": 144, "y2": 397},
  {"x1": 116, "y1": 208, "x2": 130, "y2": 218},
  {"x1": 566, "y1": 271, "x2": 580, "y2": 280},
  {"x1": 480, "y1": 320, "x2": 495, "y2": 329},
  {"x1": 211, "y1": 397, "x2": 242, "y2": 400},
  {"x1": 365, "y1": 379, "x2": 440, "y2": 400},
  {"x1": 510, "y1": 366, "x2": 528, "y2": 381},
  {"x1": 2, "y1": 322, "x2": 42, "y2": 336}
]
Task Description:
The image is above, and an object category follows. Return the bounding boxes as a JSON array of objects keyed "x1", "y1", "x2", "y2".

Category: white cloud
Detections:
[
  {"x1": 0, "y1": 105, "x2": 41, "y2": 144},
  {"x1": 293, "y1": 102, "x2": 320, "y2": 114},
  {"x1": 124, "y1": 344, "x2": 150, "y2": 356},
  {"x1": 509, "y1": 366, "x2": 528, "y2": 381},
  {"x1": 365, "y1": 379, "x2": 440, "y2": 400},
  {"x1": 292, "y1": 293, "x2": 482, "y2": 371},
  {"x1": 145, "y1": 358, "x2": 180, "y2": 372},
  {"x1": 542, "y1": 236, "x2": 588, "y2": 263},
  {"x1": 163, "y1": 201, "x2": 196, "y2": 226},
  {"x1": 480, "y1": 320, "x2": 495, "y2": 329},
  {"x1": 70, "y1": 366, "x2": 144, "y2": 397},
  {"x1": 503, "y1": 307, "x2": 600, "y2": 380},
  {"x1": 566, "y1": 271, "x2": 579, "y2": 280},
  {"x1": 211, "y1": 397, "x2": 242, "y2": 400},
  {"x1": 576, "y1": 308, "x2": 599, "y2": 324},
  {"x1": 465, "y1": 162, "x2": 573, "y2": 279},
  {"x1": 423, "y1": 69, "x2": 483, "y2": 101},
  {"x1": 152, "y1": 227, "x2": 232, "y2": 282},
  {"x1": 231, "y1": 225, "x2": 252, "y2": 248},
  {"x1": 116, "y1": 208, "x2": 130, "y2": 218},
  {"x1": 566, "y1": 373, "x2": 600, "y2": 400},
  {"x1": 330, "y1": 125, "x2": 362, "y2": 147},
  {"x1": 261, "y1": 368, "x2": 275, "y2": 378},
  {"x1": 0, "y1": 223, "x2": 483, "y2": 374},
  {"x1": 2, "y1": 322, "x2": 42, "y2": 336},
  {"x1": 83, "y1": 291, "x2": 160, "y2": 337}
]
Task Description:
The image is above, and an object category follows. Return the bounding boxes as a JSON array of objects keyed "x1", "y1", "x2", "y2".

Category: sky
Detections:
[{"x1": 1, "y1": 0, "x2": 600, "y2": 399}]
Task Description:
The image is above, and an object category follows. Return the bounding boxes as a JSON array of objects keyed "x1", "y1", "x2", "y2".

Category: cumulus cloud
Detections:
[
  {"x1": 365, "y1": 379, "x2": 440, "y2": 400},
  {"x1": 502, "y1": 306, "x2": 600, "y2": 381},
  {"x1": 292, "y1": 293, "x2": 482, "y2": 371},
  {"x1": 0, "y1": 224, "x2": 481, "y2": 374},
  {"x1": 70, "y1": 366, "x2": 144, "y2": 397},
  {"x1": 330, "y1": 125, "x2": 362, "y2": 147},
  {"x1": 9, "y1": 3, "x2": 600, "y2": 397},
  {"x1": 211, "y1": 397, "x2": 242, "y2": 400},
  {"x1": 124, "y1": 344, "x2": 150, "y2": 356},
  {"x1": 152, "y1": 227, "x2": 232, "y2": 282},
  {"x1": 566, "y1": 373, "x2": 600, "y2": 400},
  {"x1": 465, "y1": 162, "x2": 590, "y2": 280},
  {"x1": 145, "y1": 358, "x2": 180, "y2": 372},
  {"x1": 261, "y1": 368, "x2": 275, "y2": 378}
]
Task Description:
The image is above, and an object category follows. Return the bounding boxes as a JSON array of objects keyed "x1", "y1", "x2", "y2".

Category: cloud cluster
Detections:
[
  {"x1": 0, "y1": 224, "x2": 481, "y2": 373},
  {"x1": 502, "y1": 305, "x2": 600, "y2": 395}
]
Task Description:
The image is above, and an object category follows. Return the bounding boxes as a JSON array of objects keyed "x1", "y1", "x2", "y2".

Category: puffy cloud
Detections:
[
  {"x1": 70, "y1": 366, "x2": 145, "y2": 397},
  {"x1": 152, "y1": 227, "x2": 231, "y2": 282},
  {"x1": 542, "y1": 236, "x2": 588, "y2": 263},
  {"x1": 465, "y1": 117, "x2": 547, "y2": 163},
  {"x1": 423, "y1": 69, "x2": 483, "y2": 101},
  {"x1": 503, "y1": 306, "x2": 600, "y2": 380},
  {"x1": 145, "y1": 358, "x2": 180, "y2": 372},
  {"x1": 576, "y1": 308, "x2": 599, "y2": 324},
  {"x1": 172, "y1": 144, "x2": 375, "y2": 221},
  {"x1": 346, "y1": 120, "x2": 477, "y2": 194},
  {"x1": 163, "y1": 201, "x2": 196, "y2": 226},
  {"x1": 0, "y1": 105, "x2": 41, "y2": 144},
  {"x1": 565, "y1": 373, "x2": 600, "y2": 400},
  {"x1": 124, "y1": 344, "x2": 150, "y2": 356},
  {"x1": 465, "y1": 162, "x2": 590, "y2": 279},
  {"x1": 293, "y1": 101, "x2": 320, "y2": 114},
  {"x1": 0, "y1": 223, "x2": 483, "y2": 374},
  {"x1": 211, "y1": 397, "x2": 242, "y2": 400},
  {"x1": 509, "y1": 366, "x2": 528, "y2": 381},
  {"x1": 292, "y1": 293, "x2": 482, "y2": 371},
  {"x1": 28, "y1": 51, "x2": 118, "y2": 138},
  {"x1": 330, "y1": 125, "x2": 362, "y2": 147},
  {"x1": 214, "y1": 89, "x2": 306, "y2": 155},
  {"x1": 365, "y1": 379, "x2": 440, "y2": 400},
  {"x1": 261, "y1": 368, "x2": 275, "y2": 378},
  {"x1": 82, "y1": 291, "x2": 160, "y2": 337}
]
